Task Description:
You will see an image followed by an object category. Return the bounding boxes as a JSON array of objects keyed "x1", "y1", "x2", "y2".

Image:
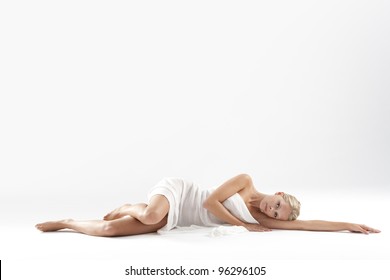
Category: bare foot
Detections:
[
  {"x1": 35, "y1": 219, "x2": 73, "y2": 232},
  {"x1": 103, "y1": 204, "x2": 132, "y2": 221}
]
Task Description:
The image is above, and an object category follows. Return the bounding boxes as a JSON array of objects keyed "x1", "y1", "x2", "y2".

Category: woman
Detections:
[{"x1": 35, "y1": 174, "x2": 380, "y2": 236}]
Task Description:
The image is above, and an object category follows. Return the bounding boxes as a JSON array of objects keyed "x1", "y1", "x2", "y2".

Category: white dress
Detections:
[{"x1": 147, "y1": 177, "x2": 258, "y2": 233}]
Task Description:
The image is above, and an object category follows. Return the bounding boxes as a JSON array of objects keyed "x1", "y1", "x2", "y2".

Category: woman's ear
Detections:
[{"x1": 275, "y1": 191, "x2": 284, "y2": 196}]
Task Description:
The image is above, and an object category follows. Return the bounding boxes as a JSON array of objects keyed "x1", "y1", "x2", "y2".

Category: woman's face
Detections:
[{"x1": 259, "y1": 193, "x2": 291, "y2": 220}]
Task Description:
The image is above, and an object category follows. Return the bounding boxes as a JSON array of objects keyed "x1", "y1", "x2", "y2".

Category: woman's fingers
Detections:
[
  {"x1": 258, "y1": 225, "x2": 272, "y2": 232},
  {"x1": 255, "y1": 228, "x2": 272, "y2": 232},
  {"x1": 351, "y1": 224, "x2": 381, "y2": 234},
  {"x1": 257, "y1": 228, "x2": 271, "y2": 232},
  {"x1": 244, "y1": 223, "x2": 272, "y2": 232},
  {"x1": 361, "y1": 224, "x2": 381, "y2": 233}
]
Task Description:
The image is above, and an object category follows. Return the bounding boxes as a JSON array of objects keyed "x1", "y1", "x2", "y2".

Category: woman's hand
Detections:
[
  {"x1": 346, "y1": 223, "x2": 381, "y2": 234},
  {"x1": 243, "y1": 223, "x2": 272, "y2": 232}
]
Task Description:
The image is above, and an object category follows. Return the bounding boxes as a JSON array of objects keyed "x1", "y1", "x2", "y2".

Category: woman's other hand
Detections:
[
  {"x1": 244, "y1": 223, "x2": 272, "y2": 232},
  {"x1": 347, "y1": 223, "x2": 381, "y2": 234}
]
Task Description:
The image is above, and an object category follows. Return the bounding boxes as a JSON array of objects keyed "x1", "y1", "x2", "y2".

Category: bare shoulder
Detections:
[
  {"x1": 205, "y1": 173, "x2": 254, "y2": 204},
  {"x1": 233, "y1": 173, "x2": 253, "y2": 182},
  {"x1": 239, "y1": 173, "x2": 255, "y2": 186},
  {"x1": 227, "y1": 173, "x2": 254, "y2": 190}
]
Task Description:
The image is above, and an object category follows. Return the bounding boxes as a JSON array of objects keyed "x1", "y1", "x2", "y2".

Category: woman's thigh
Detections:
[
  {"x1": 108, "y1": 215, "x2": 167, "y2": 236},
  {"x1": 146, "y1": 194, "x2": 170, "y2": 219}
]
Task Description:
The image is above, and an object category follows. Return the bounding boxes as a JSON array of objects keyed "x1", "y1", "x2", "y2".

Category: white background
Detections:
[{"x1": 0, "y1": 0, "x2": 389, "y2": 278}]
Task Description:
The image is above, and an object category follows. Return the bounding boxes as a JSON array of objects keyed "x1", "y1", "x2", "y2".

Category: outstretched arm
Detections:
[{"x1": 258, "y1": 215, "x2": 380, "y2": 234}]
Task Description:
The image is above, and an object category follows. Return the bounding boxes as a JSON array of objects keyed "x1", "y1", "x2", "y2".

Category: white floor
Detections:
[
  {"x1": 1, "y1": 191, "x2": 389, "y2": 279},
  {"x1": 1, "y1": 222, "x2": 389, "y2": 261}
]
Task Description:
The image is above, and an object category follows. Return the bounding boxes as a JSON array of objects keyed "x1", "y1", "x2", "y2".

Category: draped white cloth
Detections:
[{"x1": 147, "y1": 177, "x2": 258, "y2": 234}]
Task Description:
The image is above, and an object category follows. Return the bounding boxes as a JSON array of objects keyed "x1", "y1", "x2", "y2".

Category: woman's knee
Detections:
[
  {"x1": 100, "y1": 221, "x2": 119, "y2": 237},
  {"x1": 140, "y1": 209, "x2": 164, "y2": 225}
]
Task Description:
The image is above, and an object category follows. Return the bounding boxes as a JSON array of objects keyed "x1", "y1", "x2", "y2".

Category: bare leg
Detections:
[
  {"x1": 104, "y1": 195, "x2": 169, "y2": 225},
  {"x1": 103, "y1": 203, "x2": 147, "y2": 221},
  {"x1": 36, "y1": 195, "x2": 170, "y2": 236},
  {"x1": 35, "y1": 215, "x2": 168, "y2": 237}
]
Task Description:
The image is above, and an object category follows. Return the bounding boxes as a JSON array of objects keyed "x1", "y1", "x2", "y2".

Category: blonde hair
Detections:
[{"x1": 282, "y1": 193, "x2": 301, "y2": 221}]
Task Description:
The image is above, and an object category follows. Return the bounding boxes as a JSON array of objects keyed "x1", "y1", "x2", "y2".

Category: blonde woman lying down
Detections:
[{"x1": 36, "y1": 174, "x2": 380, "y2": 236}]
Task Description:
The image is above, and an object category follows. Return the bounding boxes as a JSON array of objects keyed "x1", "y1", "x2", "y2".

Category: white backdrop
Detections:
[{"x1": 0, "y1": 0, "x2": 389, "y2": 231}]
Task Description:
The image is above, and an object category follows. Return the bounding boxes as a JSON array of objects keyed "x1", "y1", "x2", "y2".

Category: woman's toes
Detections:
[{"x1": 35, "y1": 221, "x2": 64, "y2": 232}]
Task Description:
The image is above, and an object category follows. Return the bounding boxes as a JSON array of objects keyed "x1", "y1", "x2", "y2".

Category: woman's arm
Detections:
[
  {"x1": 203, "y1": 174, "x2": 267, "y2": 230},
  {"x1": 258, "y1": 215, "x2": 380, "y2": 234}
]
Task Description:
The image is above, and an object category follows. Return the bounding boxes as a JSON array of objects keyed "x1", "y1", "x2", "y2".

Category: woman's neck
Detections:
[{"x1": 248, "y1": 190, "x2": 266, "y2": 207}]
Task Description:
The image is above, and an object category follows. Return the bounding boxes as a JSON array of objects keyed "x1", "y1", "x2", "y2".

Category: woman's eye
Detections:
[
  {"x1": 274, "y1": 212, "x2": 278, "y2": 218},
  {"x1": 276, "y1": 202, "x2": 280, "y2": 208}
]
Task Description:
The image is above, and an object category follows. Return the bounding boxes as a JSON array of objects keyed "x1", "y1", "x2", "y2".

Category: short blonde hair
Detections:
[{"x1": 282, "y1": 193, "x2": 301, "y2": 221}]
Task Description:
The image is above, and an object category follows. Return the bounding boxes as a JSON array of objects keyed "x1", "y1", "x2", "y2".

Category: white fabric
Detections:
[
  {"x1": 155, "y1": 224, "x2": 249, "y2": 237},
  {"x1": 209, "y1": 225, "x2": 249, "y2": 237},
  {"x1": 147, "y1": 177, "x2": 258, "y2": 233}
]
